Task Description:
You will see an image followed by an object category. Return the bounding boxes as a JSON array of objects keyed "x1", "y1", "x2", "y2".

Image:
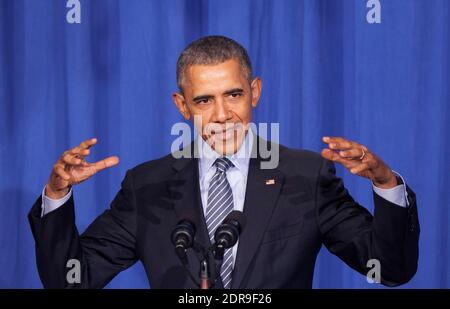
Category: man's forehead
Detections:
[{"x1": 184, "y1": 60, "x2": 247, "y2": 94}]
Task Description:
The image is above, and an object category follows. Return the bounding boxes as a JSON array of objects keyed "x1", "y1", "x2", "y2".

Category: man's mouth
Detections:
[
  {"x1": 212, "y1": 128, "x2": 234, "y2": 140},
  {"x1": 209, "y1": 124, "x2": 242, "y2": 141}
]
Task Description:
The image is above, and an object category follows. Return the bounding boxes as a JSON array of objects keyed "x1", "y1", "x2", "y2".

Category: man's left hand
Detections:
[{"x1": 321, "y1": 136, "x2": 397, "y2": 189}]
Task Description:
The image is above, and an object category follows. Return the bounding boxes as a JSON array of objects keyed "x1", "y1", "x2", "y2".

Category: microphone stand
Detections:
[
  {"x1": 199, "y1": 258, "x2": 210, "y2": 289},
  {"x1": 198, "y1": 243, "x2": 224, "y2": 289},
  {"x1": 175, "y1": 241, "x2": 209, "y2": 289},
  {"x1": 207, "y1": 243, "x2": 226, "y2": 289},
  {"x1": 194, "y1": 242, "x2": 213, "y2": 289}
]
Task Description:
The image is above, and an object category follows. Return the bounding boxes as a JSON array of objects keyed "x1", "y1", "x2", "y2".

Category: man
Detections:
[{"x1": 28, "y1": 36, "x2": 419, "y2": 289}]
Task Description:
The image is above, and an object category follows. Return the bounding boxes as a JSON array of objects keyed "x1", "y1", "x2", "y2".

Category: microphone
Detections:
[
  {"x1": 171, "y1": 219, "x2": 203, "y2": 288},
  {"x1": 213, "y1": 210, "x2": 247, "y2": 260},
  {"x1": 171, "y1": 220, "x2": 196, "y2": 263}
]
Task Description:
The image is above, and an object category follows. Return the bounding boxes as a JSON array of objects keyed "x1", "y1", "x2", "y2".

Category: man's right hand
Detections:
[{"x1": 45, "y1": 138, "x2": 120, "y2": 199}]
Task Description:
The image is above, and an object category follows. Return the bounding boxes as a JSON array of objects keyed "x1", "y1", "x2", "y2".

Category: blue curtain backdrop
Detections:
[{"x1": 0, "y1": 0, "x2": 449, "y2": 288}]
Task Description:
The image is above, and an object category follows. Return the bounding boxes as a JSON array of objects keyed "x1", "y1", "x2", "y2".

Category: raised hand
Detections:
[
  {"x1": 321, "y1": 136, "x2": 397, "y2": 189},
  {"x1": 45, "y1": 138, "x2": 119, "y2": 199}
]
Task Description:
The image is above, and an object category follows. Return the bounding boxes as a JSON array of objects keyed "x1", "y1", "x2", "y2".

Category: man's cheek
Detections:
[
  {"x1": 202, "y1": 122, "x2": 219, "y2": 139},
  {"x1": 192, "y1": 114, "x2": 206, "y2": 136}
]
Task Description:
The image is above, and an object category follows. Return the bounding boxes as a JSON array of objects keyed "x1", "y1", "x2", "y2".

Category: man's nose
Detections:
[{"x1": 213, "y1": 99, "x2": 232, "y2": 123}]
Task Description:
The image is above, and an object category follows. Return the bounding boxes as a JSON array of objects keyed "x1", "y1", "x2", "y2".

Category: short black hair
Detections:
[{"x1": 176, "y1": 35, "x2": 253, "y2": 92}]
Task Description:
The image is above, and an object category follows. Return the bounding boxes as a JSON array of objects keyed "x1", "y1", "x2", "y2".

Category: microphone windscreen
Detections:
[
  {"x1": 223, "y1": 210, "x2": 247, "y2": 232},
  {"x1": 171, "y1": 219, "x2": 196, "y2": 247}
]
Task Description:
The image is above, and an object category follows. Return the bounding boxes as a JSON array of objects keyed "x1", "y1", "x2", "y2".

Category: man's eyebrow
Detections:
[
  {"x1": 193, "y1": 94, "x2": 214, "y2": 102},
  {"x1": 223, "y1": 88, "x2": 244, "y2": 95}
]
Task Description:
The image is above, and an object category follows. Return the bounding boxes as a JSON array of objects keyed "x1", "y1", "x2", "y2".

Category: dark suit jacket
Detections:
[{"x1": 28, "y1": 138, "x2": 419, "y2": 288}]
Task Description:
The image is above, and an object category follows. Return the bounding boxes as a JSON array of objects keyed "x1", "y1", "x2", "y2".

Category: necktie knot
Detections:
[{"x1": 214, "y1": 157, "x2": 234, "y2": 173}]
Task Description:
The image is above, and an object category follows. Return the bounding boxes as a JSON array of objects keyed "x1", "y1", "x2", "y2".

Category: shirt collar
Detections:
[{"x1": 197, "y1": 128, "x2": 254, "y2": 179}]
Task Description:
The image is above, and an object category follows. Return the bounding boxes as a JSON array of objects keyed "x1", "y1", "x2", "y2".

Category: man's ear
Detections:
[
  {"x1": 250, "y1": 77, "x2": 262, "y2": 108},
  {"x1": 172, "y1": 92, "x2": 191, "y2": 120}
]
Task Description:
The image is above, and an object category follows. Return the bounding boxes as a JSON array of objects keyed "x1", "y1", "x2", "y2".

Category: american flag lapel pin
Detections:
[{"x1": 265, "y1": 179, "x2": 275, "y2": 185}]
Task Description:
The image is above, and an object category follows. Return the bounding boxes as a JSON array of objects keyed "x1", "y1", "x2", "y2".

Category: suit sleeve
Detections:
[
  {"x1": 316, "y1": 159, "x2": 419, "y2": 286},
  {"x1": 28, "y1": 170, "x2": 138, "y2": 288}
]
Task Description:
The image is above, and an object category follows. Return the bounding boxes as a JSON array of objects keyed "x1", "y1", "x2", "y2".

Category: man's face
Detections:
[{"x1": 173, "y1": 59, "x2": 262, "y2": 156}]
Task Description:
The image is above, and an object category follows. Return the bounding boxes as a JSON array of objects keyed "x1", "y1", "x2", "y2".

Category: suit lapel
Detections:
[
  {"x1": 171, "y1": 156, "x2": 209, "y2": 249},
  {"x1": 231, "y1": 139, "x2": 284, "y2": 288},
  {"x1": 171, "y1": 147, "x2": 222, "y2": 287}
]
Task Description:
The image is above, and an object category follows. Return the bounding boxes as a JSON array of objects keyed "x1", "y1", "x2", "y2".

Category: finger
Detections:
[
  {"x1": 338, "y1": 148, "x2": 365, "y2": 160},
  {"x1": 321, "y1": 149, "x2": 347, "y2": 164},
  {"x1": 68, "y1": 147, "x2": 91, "y2": 158},
  {"x1": 322, "y1": 148, "x2": 362, "y2": 169},
  {"x1": 64, "y1": 147, "x2": 90, "y2": 165},
  {"x1": 323, "y1": 136, "x2": 354, "y2": 143},
  {"x1": 91, "y1": 156, "x2": 120, "y2": 172},
  {"x1": 350, "y1": 163, "x2": 370, "y2": 175},
  {"x1": 54, "y1": 165, "x2": 71, "y2": 181},
  {"x1": 323, "y1": 136, "x2": 353, "y2": 144},
  {"x1": 322, "y1": 136, "x2": 355, "y2": 150},
  {"x1": 65, "y1": 152, "x2": 89, "y2": 166},
  {"x1": 62, "y1": 152, "x2": 83, "y2": 166},
  {"x1": 79, "y1": 138, "x2": 98, "y2": 150}
]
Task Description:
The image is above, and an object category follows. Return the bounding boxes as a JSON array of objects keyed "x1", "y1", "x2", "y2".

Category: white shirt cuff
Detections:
[
  {"x1": 372, "y1": 170, "x2": 409, "y2": 208},
  {"x1": 41, "y1": 186, "x2": 73, "y2": 217}
]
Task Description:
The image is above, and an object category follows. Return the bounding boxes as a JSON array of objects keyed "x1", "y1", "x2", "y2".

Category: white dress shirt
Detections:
[{"x1": 42, "y1": 131, "x2": 409, "y2": 269}]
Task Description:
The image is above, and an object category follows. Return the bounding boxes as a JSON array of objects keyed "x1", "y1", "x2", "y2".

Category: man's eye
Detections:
[
  {"x1": 230, "y1": 93, "x2": 242, "y2": 98},
  {"x1": 196, "y1": 99, "x2": 209, "y2": 104}
]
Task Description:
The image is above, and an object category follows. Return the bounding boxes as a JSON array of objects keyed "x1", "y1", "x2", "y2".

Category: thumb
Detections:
[{"x1": 92, "y1": 156, "x2": 120, "y2": 172}]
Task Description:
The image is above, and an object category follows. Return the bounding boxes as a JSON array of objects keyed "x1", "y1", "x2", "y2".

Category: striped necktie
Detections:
[{"x1": 205, "y1": 157, "x2": 234, "y2": 289}]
